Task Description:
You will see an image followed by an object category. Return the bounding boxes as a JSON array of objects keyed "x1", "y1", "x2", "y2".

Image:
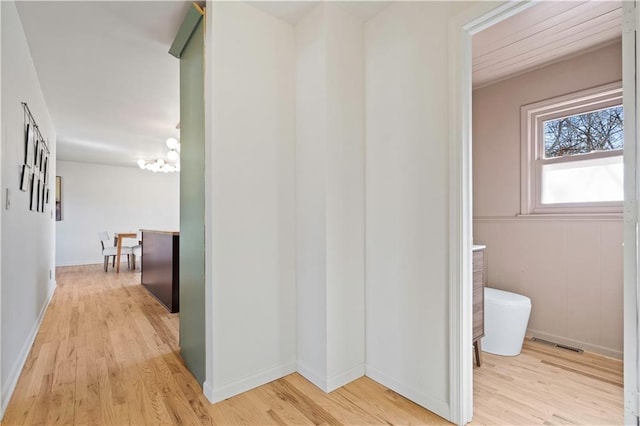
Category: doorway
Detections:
[{"x1": 450, "y1": 1, "x2": 635, "y2": 424}]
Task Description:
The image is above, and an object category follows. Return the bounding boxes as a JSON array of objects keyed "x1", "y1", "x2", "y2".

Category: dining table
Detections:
[{"x1": 114, "y1": 232, "x2": 137, "y2": 273}]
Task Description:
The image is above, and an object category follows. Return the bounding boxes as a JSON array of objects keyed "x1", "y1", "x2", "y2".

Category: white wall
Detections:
[
  {"x1": 295, "y1": 2, "x2": 365, "y2": 392},
  {"x1": 1, "y1": 0, "x2": 56, "y2": 415},
  {"x1": 364, "y1": 2, "x2": 470, "y2": 419},
  {"x1": 473, "y1": 42, "x2": 623, "y2": 358},
  {"x1": 55, "y1": 160, "x2": 179, "y2": 266},
  {"x1": 295, "y1": 3, "x2": 328, "y2": 387},
  {"x1": 207, "y1": 1, "x2": 296, "y2": 402}
]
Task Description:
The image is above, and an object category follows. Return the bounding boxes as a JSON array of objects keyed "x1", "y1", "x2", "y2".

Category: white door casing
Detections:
[
  {"x1": 449, "y1": 1, "x2": 537, "y2": 424},
  {"x1": 623, "y1": 1, "x2": 639, "y2": 424}
]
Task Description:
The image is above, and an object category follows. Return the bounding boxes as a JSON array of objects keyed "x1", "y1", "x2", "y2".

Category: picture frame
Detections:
[
  {"x1": 33, "y1": 138, "x2": 40, "y2": 169},
  {"x1": 40, "y1": 178, "x2": 46, "y2": 212},
  {"x1": 45, "y1": 188, "x2": 50, "y2": 205},
  {"x1": 43, "y1": 156, "x2": 49, "y2": 184},
  {"x1": 29, "y1": 173, "x2": 37, "y2": 211},
  {"x1": 20, "y1": 165, "x2": 30, "y2": 192},
  {"x1": 24, "y1": 123, "x2": 34, "y2": 167},
  {"x1": 36, "y1": 178, "x2": 41, "y2": 212},
  {"x1": 55, "y1": 176, "x2": 62, "y2": 221},
  {"x1": 39, "y1": 145, "x2": 45, "y2": 173}
]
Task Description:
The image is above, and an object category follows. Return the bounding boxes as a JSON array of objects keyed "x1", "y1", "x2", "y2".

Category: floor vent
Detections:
[{"x1": 531, "y1": 337, "x2": 584, "y2": 353}]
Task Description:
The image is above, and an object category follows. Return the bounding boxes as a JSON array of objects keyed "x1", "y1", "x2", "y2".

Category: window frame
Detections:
[{"x1": 520, "y1": 82, "x2": 623, "y2": 215}]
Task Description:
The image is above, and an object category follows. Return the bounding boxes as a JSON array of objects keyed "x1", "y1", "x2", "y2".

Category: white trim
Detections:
[
  {"x1": 204, "y1": 1, "x2": 214, "y2": 405},
  {"x1": 1, "y1": 283, "x2": 55, "y2": 417},
  {"x1": 0, "y1": 1, "x2": 3, "y2": 412},
  {"x1": 55, "y1": 259, "x2": 131, "y2": 268},
  {"x1": 520, "y1": 82, "x2": 624, "y2": 214},
  {"x1": 365, "y1": 364, "x2": 450, "y2": 421},
  {"x1": 622, "y1": 1, "x2": 639, "y2": 424},
  {"x1": 203, "y1": 380, "x2": 214, "y2": 403},
  {"x1": 297, "y1": 362, "x2": 365, "y2": 393},
  {"x1": 207, "y1": 362, "x2": 296, "y2": 403},
  {"x1": 448, "y1": 1, "x2": 538, "y2": 424},
  {"x1": 296, "y1": 362, "x2": 327, "y2": 392},
  {"x1": 528, "y1": 330, "x2": 622, "y2": 360},
  {"x1": 326, "y1": 364, "x2": 365, "y2": 393},
  {"x1": 474, "y1": 214, "x2": 622, "y2": 222}
]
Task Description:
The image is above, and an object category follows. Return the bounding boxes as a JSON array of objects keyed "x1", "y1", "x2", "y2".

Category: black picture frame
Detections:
[
  {"x1": 29, "y1": 173, "x2": 37, "y2": 211},
  {"x1": 33, "y1": 138, "x2": 40, "y2": 169},
  {"x1": 43, "y1": 156, "x2": 49, "y2": 184},
  {"x1": 24, "y1": 123, "x2": 34, "y2": 166},
  {"x1": 20, "y1": 165, "x2": 29, "y2": 192},
  {"x1": 56, "y1": 176, "x2": 62, "y2": 221},
  {"x1": 39, "y1": 178, "x2": 45, "y2": 212},
  {"x1": 39, "y1": 146, "x2": 45, "y2": 173}
]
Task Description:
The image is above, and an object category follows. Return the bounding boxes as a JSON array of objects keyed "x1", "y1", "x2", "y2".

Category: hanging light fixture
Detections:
[{"x1": 138, "y1": 137, "x2": 181, "y2": 173}]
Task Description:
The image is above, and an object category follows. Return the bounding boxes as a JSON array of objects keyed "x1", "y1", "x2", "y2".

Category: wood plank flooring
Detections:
[
  {"x1": 472, "y1": 340, "x2": 623, "y2": 425},
  {"x1": 2, "y1": 265, "x2": 623, "y2": 425}
]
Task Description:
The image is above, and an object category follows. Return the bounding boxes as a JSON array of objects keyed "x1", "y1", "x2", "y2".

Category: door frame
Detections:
[
  {"x1": 623, "y1": 1, "x2": 639, "y2": 424},
  {"x1": 444, "y1": 0, "x2": 632, "y2": 424}
]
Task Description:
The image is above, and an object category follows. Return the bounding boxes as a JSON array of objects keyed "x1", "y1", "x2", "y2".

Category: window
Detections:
[{"x1": 520, "y1": 82, "x2": 623, "y2": 214}]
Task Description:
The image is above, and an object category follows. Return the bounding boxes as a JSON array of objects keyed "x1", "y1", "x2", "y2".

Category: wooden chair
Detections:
[{"x1": 98, "y1": 231, "x2": 132, "y2": 272}]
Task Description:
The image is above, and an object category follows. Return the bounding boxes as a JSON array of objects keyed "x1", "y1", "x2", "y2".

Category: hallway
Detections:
[{"x1": 2, "y1": 266, "x2": 450, "y2": 425}]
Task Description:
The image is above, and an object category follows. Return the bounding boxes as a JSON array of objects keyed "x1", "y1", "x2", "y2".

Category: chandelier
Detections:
[{"x1": 137, "y1": 138, "x2": 180, "y2": 173}]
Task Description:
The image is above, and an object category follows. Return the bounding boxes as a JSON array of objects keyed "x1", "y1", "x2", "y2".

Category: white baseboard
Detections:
[
  {"x1": 365, "y1": 365, "x2": 450, "y2": 422},
  {"x1": 527, "y1": 329, "x2": 622, "y2": 360},
  {"x1": 296, "y1": 362, "x2": 327, "y2": 391},
  {"x1": 327, "y1": 364, "x2": 365, "y2": 392},
  {"x1": 297, "y1": 362, "x2": 365, "y2": 393},
  {"x1": 56, "y1": 258, "x2": 128, "y2": 267},
  {"x1": 203, "y1": 380, "x2": 214, "y2": 403},
  {"x1": 1, "y1": 282, "x2": 56, "y2": 417},
  {"x1": 206, "y1": 362, "x2": 296, "y2": 403}
]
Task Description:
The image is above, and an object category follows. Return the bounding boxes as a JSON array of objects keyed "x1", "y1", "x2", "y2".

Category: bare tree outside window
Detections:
[{"x1": 543, "y1": 106, "x2": 623, "y2": 158}]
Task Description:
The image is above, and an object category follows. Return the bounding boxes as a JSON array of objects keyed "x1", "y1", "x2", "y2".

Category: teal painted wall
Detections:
[{"x1": 179, "y1": 16, "x2": 205, "y2": 384}]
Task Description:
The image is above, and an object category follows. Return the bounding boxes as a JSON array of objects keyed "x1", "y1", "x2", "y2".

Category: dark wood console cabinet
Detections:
[{"x1": 141, "y1": 230, "x2": 180, "y2": 313}]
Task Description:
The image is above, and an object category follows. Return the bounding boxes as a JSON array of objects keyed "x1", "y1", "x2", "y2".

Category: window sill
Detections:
[{"x1": 474, "y1": 214, "x2": 623, "y2": 222}]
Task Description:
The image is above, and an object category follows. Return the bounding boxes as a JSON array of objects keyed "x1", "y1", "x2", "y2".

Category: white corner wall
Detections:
[
  {"x1": 295, "y1": 3, "x2": 329, "y2": 387},
  {"x1": 295, "y1": 2, "x2": 365, "y2": 392},
  {"x1": 1, "y1": 0, "x2": 56, "y2": 415},
  {"x1": 364, "y1": 2, "x2": 471, "y2": 419},
  {"x1": 207, "y1": 1, "x2": 296, "y2": 402},
  {"x1": 55, "y1": 160, "x2": 179, "y2": 266}
]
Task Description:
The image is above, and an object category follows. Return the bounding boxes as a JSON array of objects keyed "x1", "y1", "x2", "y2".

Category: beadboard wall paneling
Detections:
[{"x1": 474, "y1": 219, "x2": 623, "y2": 358}]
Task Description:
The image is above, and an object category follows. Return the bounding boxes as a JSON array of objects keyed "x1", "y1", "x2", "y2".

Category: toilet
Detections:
[{"x1": 482, "y1": 288, "x2": 532, "y2": 356}]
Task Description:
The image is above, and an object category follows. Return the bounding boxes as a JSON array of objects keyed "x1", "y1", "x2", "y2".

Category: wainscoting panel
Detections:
[{"x1": 474, "y1": 219, "x2": 623, "y2": 358}]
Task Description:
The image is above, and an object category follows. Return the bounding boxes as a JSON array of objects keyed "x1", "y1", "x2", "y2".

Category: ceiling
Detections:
[
  {"x1": 14, "y1": 1, "x2": 623, "y2": 168},
  {"x1": 247, "y1": 1, "x2": 390, "y2": 24},
  {"x1": 473, "y1": 1, "x2": 623, "y2": 88},
  {"x1": 16, "y1": 1, "x2": 191, "y2": 168}
]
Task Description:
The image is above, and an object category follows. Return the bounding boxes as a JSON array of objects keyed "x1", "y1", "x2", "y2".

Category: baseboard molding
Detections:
[
  {"x1": 56, "y1": 260, "x2": 98, "y2": 267},
  {"x1": 56, "y1": 258, "x2": 127, "y2": 267},
  {"x1": 365, "y1": 365, "x2": 450, "y2": 422},
  {"x1": 326, "y1": 364, "x2": 365, "y2": 392},
  {"x1": 527, "y1": 329, "x2": 622, "y2": 360},
  {"x1": 1, "y1": 282, "x2": 56, "y2": 417},
  {"x1": 297, "y1": 362, "x2": 365, "y2": 393},
  {"x1": 296, "y1": 361, "x2": 327, "y2": 391},
  {"x1": 203, "y1": 380, "x2": 214, "y2": 403},
  {"x1": 207, "y1": 362, "x2": 296, "y2": 403}
]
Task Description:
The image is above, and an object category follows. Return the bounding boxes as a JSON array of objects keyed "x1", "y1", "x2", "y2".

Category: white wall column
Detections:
[{"x1": 295, "y1": 3, "x2": 365, "y2": 392}]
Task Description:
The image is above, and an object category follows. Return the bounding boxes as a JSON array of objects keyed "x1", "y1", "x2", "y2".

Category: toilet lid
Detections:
[{"x1": 485, "y1": 287, "x2": 531, "y2": 307}]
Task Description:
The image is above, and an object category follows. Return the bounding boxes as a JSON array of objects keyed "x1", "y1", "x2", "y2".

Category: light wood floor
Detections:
[
  {"x1": 2, "y1": 265, "x2": 623, "y2": 425},
  {"x1": 472, "y1": 340, "x2": 622, "y2": 425}
]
